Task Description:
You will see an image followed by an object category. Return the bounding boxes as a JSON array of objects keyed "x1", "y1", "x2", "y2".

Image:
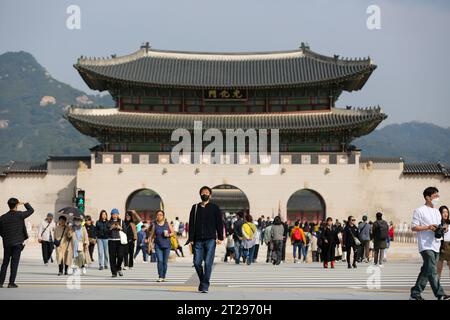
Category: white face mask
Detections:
[{"x1": 431, "y1": 198, "x2": 440, "y2": 207}]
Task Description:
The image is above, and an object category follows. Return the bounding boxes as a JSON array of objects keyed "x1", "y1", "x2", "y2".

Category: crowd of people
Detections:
[
  {"x1": 0, "y1": 186, "x2": 449, "y2": 299},
  {"x1": 223, "y1": 210, "x2": 392, "y2": 269}
]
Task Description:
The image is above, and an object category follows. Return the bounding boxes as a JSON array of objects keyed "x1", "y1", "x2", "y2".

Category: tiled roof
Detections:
[
  {"x1": 75, "y1": 46, "x2": 375, "y2": 91},
  {"x1": 1, "y1": 161, "x2": 47, "y2": 175},
  {"x1": 48, "y1": 156, "x2": 91, "y2": 162},
  {"x1": 66, "y1": 106, "x2": 386, "y2": 135},
  {"x1": 403, "y1": 163, "x2": 449, "y2": 178}
]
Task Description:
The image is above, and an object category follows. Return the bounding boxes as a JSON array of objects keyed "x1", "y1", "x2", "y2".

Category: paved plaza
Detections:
[{"x1": 1, "y1": 242, "x2": 449, "y2": 300}]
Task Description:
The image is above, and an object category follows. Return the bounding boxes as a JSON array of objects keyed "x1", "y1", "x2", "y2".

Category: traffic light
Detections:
[{"x1": 76, "y1": 189, "x2": 85, "y2": 213}]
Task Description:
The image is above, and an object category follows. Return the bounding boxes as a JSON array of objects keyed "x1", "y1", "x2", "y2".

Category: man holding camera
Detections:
[
  {"x1": 0, "y1": 198, "x2": 34, "y2": 288},
  {"x1": 410, "y1": 187, "x2": 449, "y2": 300}
]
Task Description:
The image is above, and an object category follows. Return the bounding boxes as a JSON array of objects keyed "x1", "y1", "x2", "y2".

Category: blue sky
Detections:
[{"x1": 1, "y1": 0, "x2": 449, "y2": 127}]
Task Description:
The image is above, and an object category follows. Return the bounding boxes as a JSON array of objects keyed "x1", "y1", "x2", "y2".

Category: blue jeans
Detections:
[
  {"x1": 243, "y1": 246, "x2": 256, "y2": 265},
  {"x1": 193, "y1": 239, "x2": 216, "y2": 291},
  {"x1": 155, "y1": 246, "x2": 170, "y2": 279},
  {"x1": 302, "y1": 245, "x2": 309, "y2": 262},
  {"x1": 234, "y1": 239, "x2": 243, "y2": 264},
  {"x1": 97, "y1": 238, "x2": 109, "y2": 268},
  {"x1": 293, "y1": 241, "x2": 303, "y2": 260},
  {"x1": 134, "y1": 245, "x2": 148, "y2": 261},
  {"x1": 411, "y1": 250, "x2": 446, "y2": 298}
]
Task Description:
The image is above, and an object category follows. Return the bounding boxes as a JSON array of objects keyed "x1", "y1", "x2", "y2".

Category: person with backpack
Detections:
[
  {"x1": 372, "y1": 212, "x2": 389, "y2": 267},
  {"x1": 358, "y1": 215, "x2": 372, "y2": 263},
  {"x1": 232, "y1": 211, "x2": 245, "y2": 264},
  {"x1": 242, "y1": 214, "x2": 257, "y2": 265},
  {"x1": 290, "y1": 221, "x2": 306, "y2": 263},
  {"x1": 270, "y1": 216, "x2": 285, "y2": 265}
]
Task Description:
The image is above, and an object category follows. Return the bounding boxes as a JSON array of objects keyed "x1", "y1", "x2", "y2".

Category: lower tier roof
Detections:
[{"x1": 66, "y1": 106, "x2": 386, "y2": 137}]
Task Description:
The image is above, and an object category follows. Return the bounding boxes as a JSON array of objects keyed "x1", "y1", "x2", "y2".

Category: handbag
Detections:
[
  {"x1": 351, "y1": 229, "x2": 361, "y2": 246},
  {"x1": 119, "y1": 230, "x2": 128, "y2": 245},
  {"x1": 54, "y1": 225, "x2": 66, "y2": 247}
]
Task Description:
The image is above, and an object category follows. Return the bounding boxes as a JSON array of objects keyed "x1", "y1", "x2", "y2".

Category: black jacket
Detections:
[
  {"x1": 232, "y1": 219, "x2": 244, "y2": 241},
  {"x1": 187, "y1": 202, "x2": 224, "y2": 243},
  {"x1": 85, "y1": 224, "x2": 97, "y2": 239},
  {"x1": 107, "y1": 219, "x2": 125, "y2": 240},
  {"x1": 0, "y1": 203, "x2": 34, "y2": 247},
  {"x1": 343, "y1": 225, "x2": 360, "y2": 247},
  {"x1": 95, "y1": 220, "x2": 109, "y2": 239}
]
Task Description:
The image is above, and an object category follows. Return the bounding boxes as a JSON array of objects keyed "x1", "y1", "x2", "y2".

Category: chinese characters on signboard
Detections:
[{"x1": 204, "y1": 88, "x2": 247, "y2": 100}]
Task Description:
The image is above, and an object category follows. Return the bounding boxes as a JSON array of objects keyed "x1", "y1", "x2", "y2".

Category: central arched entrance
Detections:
[
  {"x1": 126, "y1": 188, "x2": 164, "y2": 222},
  {"x1": 286, "y1": 189, "x2": 326, "y2": 224},
  {"x1": 211, "y1": 184, "x2": 250, "y2": 216}
]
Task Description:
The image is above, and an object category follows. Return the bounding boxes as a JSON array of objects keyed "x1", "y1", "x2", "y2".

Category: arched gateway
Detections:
[
  {"x1": 211, "y1": 184, "x2": 250, "y2": 216},
  {"x1": 286, "y1": 189, "x2": 326, "y2": 224},
  {"x1": 126, "y1": 189, "x2": 163, "y2": 221}
]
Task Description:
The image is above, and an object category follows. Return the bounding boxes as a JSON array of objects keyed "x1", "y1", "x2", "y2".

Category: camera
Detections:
[{"x1": 435, "y1": 224, "x2": 445, "y2": 239}]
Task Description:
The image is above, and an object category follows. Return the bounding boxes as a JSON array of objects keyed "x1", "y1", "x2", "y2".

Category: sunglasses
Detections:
[{"x1": 351, "y1": 219, "x2": 356, "y2": 222}]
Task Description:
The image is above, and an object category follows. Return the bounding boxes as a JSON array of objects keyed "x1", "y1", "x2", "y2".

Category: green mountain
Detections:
[
  {"x1": 0, "y1": 51, "x2": 113, "y2": 164},
  {"x1": 354, "y1": 122, "x2": 450, "y2": 166},
  {"x1": 0, "y1": 51, "x2": 449, "y2": 166}
]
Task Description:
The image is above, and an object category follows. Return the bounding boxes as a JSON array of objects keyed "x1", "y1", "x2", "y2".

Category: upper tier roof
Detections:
[
  {"x1": 74, "y1": 44, "x2": 376, "y2": 91},
  {"x1": 66, "y1": 106, "x2": 386, "y2": 136}
]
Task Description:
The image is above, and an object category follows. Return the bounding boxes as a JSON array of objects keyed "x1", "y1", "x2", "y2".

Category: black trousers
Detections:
[
  {"x1": 41, "y1": 241, "x2": 54, "y2": 264},
  {"x1": 88, "y1": 243, "x2": 95, "y2": 262},
  {"x1": 253, "y1": 244, "x2": 260, "y2": 261},
  {"x1": 58, "y1": 263, "x2": 68, "y2": 274},
  {"x1": 347, "y1": 245, "x2": 358, "y2": 266},
  {"x1": 0, "y1": 244, "x2": 23, "y2": 285},
  {"x1": 108, "y1": 240, "x2": 124, "y2": 275},
  {"x1": 281, "y1": 239, "x2": 287, "y2": 261},
  {"x1": 124, "y1": 241, "x2": 135, "y2": 268}
]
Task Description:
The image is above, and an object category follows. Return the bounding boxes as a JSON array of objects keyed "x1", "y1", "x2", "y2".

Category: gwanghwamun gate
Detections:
[{"x1": 1, "y1": 43, "x2": 449, "y2": 228}]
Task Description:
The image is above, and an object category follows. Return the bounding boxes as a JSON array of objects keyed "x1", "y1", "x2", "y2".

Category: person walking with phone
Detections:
[
  {"x1": 150, "y1": 210, "x2": 174, "y2": 282},
  {"x1": 187, "y1": 186, "x2": 224, "y2": 293},
  {"x1": 37, "y1": 213, "x2": 55, "y2": 266},
  {"x1": 107, "y1": 208, "x2": 125, "y2": 278},
  {"x1": 0, "y1": 199, "x2": 34, "y2": 288}
]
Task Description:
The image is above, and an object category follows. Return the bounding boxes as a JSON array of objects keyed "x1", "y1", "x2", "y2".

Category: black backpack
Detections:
[{"x1": 376, "y1": 221, "x2": 389, "y2": 241}]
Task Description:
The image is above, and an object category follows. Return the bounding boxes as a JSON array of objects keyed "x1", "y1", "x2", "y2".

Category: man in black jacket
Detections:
[
  {"x1": 0, "y1": 198, "x2": 34, "y2": 288},
  {"x1": 187, "y1": 186, "x2": 224, "y2": 293}
]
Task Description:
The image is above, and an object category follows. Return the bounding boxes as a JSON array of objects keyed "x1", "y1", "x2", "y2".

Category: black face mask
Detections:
[{"x1": 200, "y1": 194, "x2": 210, "y2": 202}]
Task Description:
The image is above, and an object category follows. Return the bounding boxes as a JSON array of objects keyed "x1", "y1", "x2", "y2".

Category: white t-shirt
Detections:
[
  {"x1": 444, "y1": 223, "x2": 450, "y2": 242},
  {"x1": 411, "y1": 205, "x2": 442, "y2": 253},
  {"x1": 173, "y1": 220, "x2": 180, "y2": 232}
]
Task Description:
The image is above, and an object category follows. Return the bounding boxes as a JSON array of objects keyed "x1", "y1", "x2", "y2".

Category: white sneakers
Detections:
[
  {"x1": 82, "y1": 267, "x2": 87, "y2": 274},
  {"x1": 123, "y1": 266, "x2": 128, "y2": 270}
]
